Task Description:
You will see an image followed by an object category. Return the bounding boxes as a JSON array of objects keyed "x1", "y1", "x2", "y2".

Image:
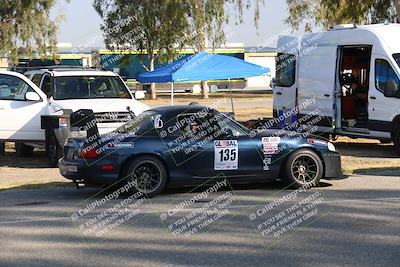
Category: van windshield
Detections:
[
  {"x1": 393, "y1": 54, "x2": 400, "y2": 68},
  {"x1": 54, "y1": 76, "x2": 131, "y2": 100}
]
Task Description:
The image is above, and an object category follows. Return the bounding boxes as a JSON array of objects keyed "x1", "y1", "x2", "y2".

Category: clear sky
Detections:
[{"x1": 51, "y1": 0, "x2": 297, "y2": 48}]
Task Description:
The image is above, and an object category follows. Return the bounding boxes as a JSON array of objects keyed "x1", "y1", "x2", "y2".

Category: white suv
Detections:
[{"x1": 0, "y1": 67, "x2": 149, "y2": 166}]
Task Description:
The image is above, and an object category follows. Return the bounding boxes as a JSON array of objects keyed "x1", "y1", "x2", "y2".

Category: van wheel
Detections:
[
  {"x1": 283, "y1": 149, "x2": 323, "y2": 188},
  {"x1": 15, "y1": 143, "x2": 34, "y2": 157},
  {"x1": 0, "y1": 142, "x2": 5, "y2": 156},
  {"x1": 393, "y1": 127, "x2": 400, "y2": 155},
  {"x1": 46, "y1": 131, "x2": 61, "y2": 167},
  {"x1": 123, "y1": 156, "x2": 167, "y2": 198}
]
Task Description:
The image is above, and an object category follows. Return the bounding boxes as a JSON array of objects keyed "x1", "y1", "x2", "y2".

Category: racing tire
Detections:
[
  {"x1": 15, "y1": 143, "x2": 34, "y2": 157},
  {"x1": 123, "y1": 156, "x2": 168, "y2": 198},
  {"x1": 283, "y1": 149, "x2": 323, "y2": 189},
  {"x1": 0, "y1": 142, "x2": 5, "y2": 156},
  {"x1": 46, "y1": 131, "x2": 62, "y2": 167}
]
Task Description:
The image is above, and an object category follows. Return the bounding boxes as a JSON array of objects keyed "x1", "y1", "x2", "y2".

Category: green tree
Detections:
[
  {"x1": 185, "y1": 0, "x2": 265, "y2": 98},
  {"x1": 286, "y1": 0, "x2": 400, "y2": 30},
  {"x1": 286, "y1": 0, "x2": 400, "y2": 29},
  {"x1": 93, "y1": 0, "x2": 189, "y2": 99},
  {"x1": 0, "y1": 0, "x2": 61, "y2": 66}
]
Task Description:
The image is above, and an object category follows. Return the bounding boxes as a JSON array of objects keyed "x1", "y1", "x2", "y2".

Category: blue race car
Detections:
[{"x1": 59, "y1": 106, "x2": 341, "y2": 197}]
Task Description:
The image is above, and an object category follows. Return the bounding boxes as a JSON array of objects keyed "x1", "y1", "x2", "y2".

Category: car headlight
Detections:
[{"x1": 327, "y1": 142, "x2": 336, "y2": 152}]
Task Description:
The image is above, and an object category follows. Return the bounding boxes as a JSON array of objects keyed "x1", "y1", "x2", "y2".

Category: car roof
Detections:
[
  {"x1": 24, "y1": 67, "x2": 117, "y2": 77},
  {"x1": 149, "y1": 105, "x2": 218, "y2": 116},
  {"x1": 50, "y1": 70, "x2": 117, "y2": 77}
]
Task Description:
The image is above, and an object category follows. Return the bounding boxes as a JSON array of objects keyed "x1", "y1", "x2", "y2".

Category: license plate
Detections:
[{"x1": 67, "y1": 165, "x2": 78, "y2": 172}]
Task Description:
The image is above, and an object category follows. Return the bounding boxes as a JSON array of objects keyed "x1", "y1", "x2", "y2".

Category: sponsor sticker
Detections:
[
  {"x1": 262, "y1": 137, "x2": 281, "y2": 154},
  {"x1": 214, "y1": 140, "x2": 238, "y2": 170},
  {"x1": 307, "y1": 139, "x2": 327, "y2": 146},
  {"x1": 113, "y1": 143, "x2": 134, "y2": 148},
  {"x1": 263, "y1": 157, "x2": 272, "y2": 171}
]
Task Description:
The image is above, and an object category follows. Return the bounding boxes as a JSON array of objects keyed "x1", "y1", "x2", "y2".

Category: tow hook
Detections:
[{"x1": 73, "y1": 180, "x2": 84, "y2": 189}]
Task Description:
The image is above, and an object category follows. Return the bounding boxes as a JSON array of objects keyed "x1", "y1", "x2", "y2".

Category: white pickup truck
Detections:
[{"x1": 0, "y1": 67, "x2": 149, "y2": 166}]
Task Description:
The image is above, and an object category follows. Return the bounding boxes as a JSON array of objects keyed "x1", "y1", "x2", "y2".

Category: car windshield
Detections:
[
  {"x1": 116, "y1": 111, "x2": 157, "y2": 134},
  {"x1": 393, "y1": 53, "x2": 400, "y2": 68},
  {"x1": 0, "y1": 74, "x2": 33, "y2": 101},
  {"x1": 54, "y1": 76, "x2": 131, "y2": 100}
]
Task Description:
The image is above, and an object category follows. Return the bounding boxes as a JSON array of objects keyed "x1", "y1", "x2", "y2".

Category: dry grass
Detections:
[{"x1": 333, "y1": 137, "x2": 400, "y2": 175}]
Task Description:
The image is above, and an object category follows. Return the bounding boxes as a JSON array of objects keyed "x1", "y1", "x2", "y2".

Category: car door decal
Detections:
[
  {"x1": 262, "y1": 137, "x2": 281, "y2": 154},
  {"x1": 214, "y1": 140, "x2": 238, "y2": 170},
  {"x1": 263, "y1": 157, "x2": 272, "y2": 170}
]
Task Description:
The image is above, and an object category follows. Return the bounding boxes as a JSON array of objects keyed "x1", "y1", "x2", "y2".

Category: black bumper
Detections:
[
  {"x1": 322, "y1": 152, "x2": 342, "y2": 178},
  {"x1": 59, "y1": 157, "x2": 121, "y2": 185}
]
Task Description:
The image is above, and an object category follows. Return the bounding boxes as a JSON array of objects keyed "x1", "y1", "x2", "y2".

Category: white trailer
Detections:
[{"x1": 273, "y1": 23, "x2": 400, "y2": 153}]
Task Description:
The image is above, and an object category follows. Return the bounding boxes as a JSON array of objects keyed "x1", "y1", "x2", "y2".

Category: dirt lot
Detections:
[
  {"x1": 141, "y1": 93, "x2": 274, "y2": 121},
  {"x1": 1, "y1": 93, "x2": 399, "y2": 189}
]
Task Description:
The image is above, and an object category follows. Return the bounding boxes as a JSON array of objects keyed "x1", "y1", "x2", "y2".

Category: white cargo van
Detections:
[{"x1": 273, "y1": 23, "x2": 400, "y2": 153}]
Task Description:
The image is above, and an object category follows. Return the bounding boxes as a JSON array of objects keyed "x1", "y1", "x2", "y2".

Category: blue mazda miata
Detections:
[{"x1": 59, "y1": 106, "x2": 341, "y2": 197}]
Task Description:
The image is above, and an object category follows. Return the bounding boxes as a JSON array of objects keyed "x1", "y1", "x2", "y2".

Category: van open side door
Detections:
[{"x1": 272, "y1": 36, "x2": 299, "y2": 128}]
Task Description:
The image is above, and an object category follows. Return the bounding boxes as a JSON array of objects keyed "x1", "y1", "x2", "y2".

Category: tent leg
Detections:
[
  {"x1": 171, "y1": 83, "x2": 174, "y2": 106},
  {"x1": 229, "y1": 79, "x2": 235, "y2": 114}
]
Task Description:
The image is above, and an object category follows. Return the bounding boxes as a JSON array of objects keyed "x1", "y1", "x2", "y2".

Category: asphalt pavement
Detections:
[{"x1": 0, "y1": 174, "x2": 399, "y2": 267}]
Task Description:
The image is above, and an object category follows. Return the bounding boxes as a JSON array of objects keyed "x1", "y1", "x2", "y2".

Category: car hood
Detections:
[{"x1": 49, "y1": 98, "x2": 150, "y2": 115}]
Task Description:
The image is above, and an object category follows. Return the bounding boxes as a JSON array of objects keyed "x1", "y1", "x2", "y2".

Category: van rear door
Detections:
[
  {"x1": 272, "y1": 36, "x2": 299, "y2": 127},
  {"x1": 297, "y1": 34, "x2": 337, "y2": 132}
]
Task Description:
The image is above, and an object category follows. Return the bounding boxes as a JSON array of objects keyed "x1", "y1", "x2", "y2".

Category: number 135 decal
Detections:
[{"x1": 214, "y1": 140, "x2": 238, "y2": 170}]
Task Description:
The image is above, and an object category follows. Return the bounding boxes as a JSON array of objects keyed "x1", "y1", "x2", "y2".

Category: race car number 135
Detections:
[{"x1": 214, "y1": 140, "x2": 238, "y2": 170}]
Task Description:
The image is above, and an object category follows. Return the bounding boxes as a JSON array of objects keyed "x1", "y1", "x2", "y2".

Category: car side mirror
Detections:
[
  {"x1": 25, "y1": 92, "x2": 41, "y2": 101},
  {"x1": 134, "y1": 90, "x2": 145, "y2": 100},
  {"x1": 222, "y1": 128, "x2": 234, "y2": 138}
]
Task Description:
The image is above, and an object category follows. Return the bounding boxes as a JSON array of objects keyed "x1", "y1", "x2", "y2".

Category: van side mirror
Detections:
[
  {"x1": 25, "y1": 92, "x2": 41, "y2": 101},
  {"x1": 383, "y1": 80, "x2": 398, "y2": 98},
  {"x1": 134, "y1": 90, "x2": 145, "y2": 100}
]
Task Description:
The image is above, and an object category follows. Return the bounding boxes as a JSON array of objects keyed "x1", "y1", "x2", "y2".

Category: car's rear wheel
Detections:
[
  {"x1": 15, "y1": 143, "x2": 34, "y2": 157},
  {"x1": 124, "y1": 156, "x2": 167, "y2": 198},
  {"x1": 283, "y1": 149, "x2": 323, "y2": 188}
]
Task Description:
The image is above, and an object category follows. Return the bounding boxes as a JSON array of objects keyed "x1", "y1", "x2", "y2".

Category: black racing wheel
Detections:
[
  {"x1": 283, "y1": 149, "x2": 323, "y2": 188},
  {"x1": 123, "y1": 156, "x2": 168, "y2": 198}
]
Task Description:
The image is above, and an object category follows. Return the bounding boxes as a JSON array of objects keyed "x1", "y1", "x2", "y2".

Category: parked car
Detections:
[
  {"x1": 59, "y1": 105, "x2": 341, "y2": 197},
  {"x1": 0, "y1": 68, "x2": 149, "y2": 166}
]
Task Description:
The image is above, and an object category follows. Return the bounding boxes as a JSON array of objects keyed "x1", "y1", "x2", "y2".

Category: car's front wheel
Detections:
[
  {"x1": 123, "y1": 156, "x2": 168, "y2": 198},
  {"x1": 283, "y1": 149, "x2": 323, "y2": 188},
  {"x1": 46, "y1": 131, "x2": 61, "y2": 167},
  {"x1": 0, "y1": 142, "x2": 5, "y2": 156},
  {"x1": 15, "y1": 143, "x2": 34, "y2": 157}
]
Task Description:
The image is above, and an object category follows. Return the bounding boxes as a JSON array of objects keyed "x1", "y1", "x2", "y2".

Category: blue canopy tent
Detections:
[{"x1": 137, "y1": 52, "x2": 270, "y2": 108}]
